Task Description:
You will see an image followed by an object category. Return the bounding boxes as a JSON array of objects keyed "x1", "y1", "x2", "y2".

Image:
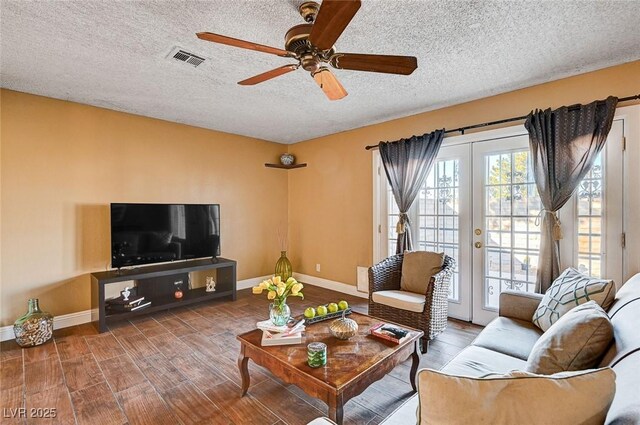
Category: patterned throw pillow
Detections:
[{"x1": 532, "y1": 268, "x2": 615, "y2": 332}]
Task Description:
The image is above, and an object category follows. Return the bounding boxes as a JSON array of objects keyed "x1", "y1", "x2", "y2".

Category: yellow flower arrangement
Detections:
[{"x1": 252, "y1": 276, "x2": 304, "y2": 307}]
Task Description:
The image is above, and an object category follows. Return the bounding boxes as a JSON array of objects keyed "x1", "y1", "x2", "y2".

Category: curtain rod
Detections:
[{"x1": 364, "y1": 94, "x2": 640, "y2": 150}]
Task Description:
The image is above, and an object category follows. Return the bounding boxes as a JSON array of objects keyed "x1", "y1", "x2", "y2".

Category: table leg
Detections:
[
  {"x1": 328, "y1": 394, "x2": 344, "y2": 425},
  {"x1": 409, "y1": 340, "x2": 421, "y2": 393},
  {"x1": 237, "y1": 348, "x2": 250, "y2": 396}
]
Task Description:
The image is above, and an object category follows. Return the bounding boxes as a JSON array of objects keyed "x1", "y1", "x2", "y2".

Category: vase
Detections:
[
  {"x1": 269, "y1": 301, "x2": 291, "y2": 326},
  {"x1": 13, "y1": 298, "x2": 54, "y2": 347},
  {"x1": 275, "y1": 251, "x2": 293, "y2": 281},
  {"x1": 280, "y1": 153, "x2": 295, "y2": 166}
]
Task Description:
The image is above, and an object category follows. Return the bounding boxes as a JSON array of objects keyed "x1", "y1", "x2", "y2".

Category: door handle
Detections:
[{"x1": 474, "y1": 242, "x2": 482, "y2": 249}]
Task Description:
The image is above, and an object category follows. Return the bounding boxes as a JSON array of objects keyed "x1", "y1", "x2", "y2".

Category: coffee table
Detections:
[{"x1": 237, "y1": 312, "x2": 423, "y2": 424}]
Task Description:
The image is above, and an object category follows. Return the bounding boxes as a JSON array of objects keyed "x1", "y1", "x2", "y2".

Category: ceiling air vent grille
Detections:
[{"x1": 168, "y1": 47, "x2": 206, "y2": 68}]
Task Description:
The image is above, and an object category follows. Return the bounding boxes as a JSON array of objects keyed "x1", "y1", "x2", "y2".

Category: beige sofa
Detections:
[
  {"x1": 311, "y1": 273, "x2": 640, "y2": 424},
  {"x1": 379, "y1": 273, "x2": 640, "y2": 424}
]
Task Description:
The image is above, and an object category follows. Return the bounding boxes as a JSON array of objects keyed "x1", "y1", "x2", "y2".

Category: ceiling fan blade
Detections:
[
  {"x1": 330, "y1": 53, "x2": 418, "y2": 75},
  {"x1": 238, "y1": 65, "x2": 298, "y2": 86},
  {"x1": 308, "y1": 0, "x2": 361, "y2": 51},
  {"x1": 312, "y1": 67, "x2": 348, "y2": 101},
  {"x1": 196, "y1": 32, "x2": 291, "y2": 57}
]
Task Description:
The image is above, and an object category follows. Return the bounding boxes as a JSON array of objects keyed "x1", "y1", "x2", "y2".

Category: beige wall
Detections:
[
  {"x1": 0, "y1": 89, "x2": 288, "y2": 326},
  {"x1": 288, "y1": 60, "x2": 640, "y2": 287}
]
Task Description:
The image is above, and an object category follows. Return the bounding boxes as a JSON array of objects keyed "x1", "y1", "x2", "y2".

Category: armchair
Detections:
[{"x1": 368, "y1": 253, "x2": 455, "y2": 353}]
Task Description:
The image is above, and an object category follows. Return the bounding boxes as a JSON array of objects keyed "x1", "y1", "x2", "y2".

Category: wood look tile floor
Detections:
[{"x1": 0, "y1": 285, "x2": 482, "y2": 425}]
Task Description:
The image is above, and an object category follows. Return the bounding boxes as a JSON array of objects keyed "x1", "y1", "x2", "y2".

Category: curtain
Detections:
[
  {"x1": 525, "y1": 96, "x2": 618, "y2": 292},
  {"x1": 380, "y1": 129, "x2": 445, "y2": 254}
]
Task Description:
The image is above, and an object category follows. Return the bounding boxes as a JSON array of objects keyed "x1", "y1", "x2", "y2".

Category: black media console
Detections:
[{"x1": 90, "y1": 258, "x2": 237, "y2": 332}]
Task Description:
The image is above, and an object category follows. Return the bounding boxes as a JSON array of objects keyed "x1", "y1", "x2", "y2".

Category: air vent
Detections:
[{"x1": 167, "y1": 47, "x2": 206, "y2": 68}]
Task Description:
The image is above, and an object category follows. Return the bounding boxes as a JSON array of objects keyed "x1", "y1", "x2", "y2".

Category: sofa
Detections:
[
  {"x1": 311, "y1": 272, "x2": 640, "y2": 424},
  {"x1": 378, "y1": 272, "x2": 640, "y2": 424}
]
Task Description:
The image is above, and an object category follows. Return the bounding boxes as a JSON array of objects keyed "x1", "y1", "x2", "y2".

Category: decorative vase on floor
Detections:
[
  {"x1": 13, "y1": 298, "x2": 54, "y2": 347},
  {"x1": 275, "y1": 251, "x2": 293, "y2": 281},
  {"x1": 269, "y1": 301, "x2": 291, "y2": 326}
]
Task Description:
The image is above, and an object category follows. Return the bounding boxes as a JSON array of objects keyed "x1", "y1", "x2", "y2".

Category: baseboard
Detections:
[
  {"x1": 0, "y1": 275, "x2": 274, "y2": 342},
  {"x1": 1, "y1": 309, "x2": 94, "y2": 342},
  {"x1": 236, "y1": 275, "x2": 272, "y2": 290},
  {"x1": 293, "y1": 273, "x2": 369, "y2": 299}
]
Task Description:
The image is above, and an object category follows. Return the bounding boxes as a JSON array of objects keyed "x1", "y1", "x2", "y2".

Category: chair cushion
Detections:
[
  {"x1": 441, "y1": 345, "x2": 526, "y2": 377},
  {"x1": 371, "y1": 290, "x2": 425, "y2": 313},
  {"x1": 416, "y1": 367, "x2": 616, "y2": 425},
  {"x1": 526, "y1": 301, "x2": 613, "y2": 375},
  {"x1": 472, "y1": 317, "x2": 543, "y2": 360},
  {"x1": 532, "y1": 267, "x2": 615, "y2": 331},
  {"x1": 400, "y1": 251, "x2": 444, "y2": 294}
]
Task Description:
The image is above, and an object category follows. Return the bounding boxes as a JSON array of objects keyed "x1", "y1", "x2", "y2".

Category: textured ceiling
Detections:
[{"x1": 1, "y1": 1, "x2": 639, "y2": 144}]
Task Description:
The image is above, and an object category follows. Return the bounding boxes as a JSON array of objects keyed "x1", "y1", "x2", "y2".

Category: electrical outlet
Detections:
[{"x1": 316, "y1": 264, "x2": 321, "y2": 272}]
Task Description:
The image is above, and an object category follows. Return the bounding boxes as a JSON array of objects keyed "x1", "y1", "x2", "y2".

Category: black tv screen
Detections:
[{"x1": 110, "y1": 203, "x2": 220, "y2": 268}]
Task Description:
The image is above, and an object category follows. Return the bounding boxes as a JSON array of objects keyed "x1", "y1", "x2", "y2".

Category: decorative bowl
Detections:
[
  {"x1": 280, "y1": 153, "x2": 295, "y2": 166},
  {"x1": 329, "y1": 311, "x2": 358, "y2": 340}
]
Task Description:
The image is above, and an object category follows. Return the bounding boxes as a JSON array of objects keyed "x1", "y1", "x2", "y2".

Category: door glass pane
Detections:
[
  {"x1": 484, "y1": 150, "x2": 540, "y2": 309},
  {"x1": 577, "y1": 154, "x2": 603, "y2": 277},
  {"x1": 416, "y1": 159, "x2": 461, "y2": 302}
]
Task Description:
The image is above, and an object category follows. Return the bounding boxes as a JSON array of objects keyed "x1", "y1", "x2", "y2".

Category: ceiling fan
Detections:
[{"x1": 196, "y1": 0, "x2": 417, "y2": 101}]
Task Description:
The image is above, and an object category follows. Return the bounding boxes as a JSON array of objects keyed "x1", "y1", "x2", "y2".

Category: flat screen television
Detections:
[{"x1": 110, "y1": 203, "x2": 220, "y2": 268}]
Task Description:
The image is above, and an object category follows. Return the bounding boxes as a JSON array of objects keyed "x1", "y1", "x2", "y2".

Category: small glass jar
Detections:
[{"x1": 307, "y1": 342, "x2": 327, "y2": 368}]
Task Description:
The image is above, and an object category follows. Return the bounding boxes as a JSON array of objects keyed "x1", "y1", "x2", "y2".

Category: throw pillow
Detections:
[
  {"x1": 532, "y1": 267, "x2": 615, "y2": 331},
  {"x1": 400, "y1": 251, "x2": 444, "y2": 294},
  {"x1": 526, "y1": 301, "x2": 613, "y2": 374},
  {"x1": 417, "y1": 367, "x2": 616, "y2": 425}
]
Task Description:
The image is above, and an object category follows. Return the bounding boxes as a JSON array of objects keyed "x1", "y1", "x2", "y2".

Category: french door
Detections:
[
  {"x1": 471, "y1": 124, "x2": 623, "y2": 325},
  {"x1": 375, "y1": 121, "x2": 626, "y2": 326},
  {"x1": 471, "y1": 134, "x2": 542, "y2": 324}
]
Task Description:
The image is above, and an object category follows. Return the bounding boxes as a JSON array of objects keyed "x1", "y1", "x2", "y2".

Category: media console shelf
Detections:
[{"x1": 91, "y1": 258, "x2": 236, "y2": 332}]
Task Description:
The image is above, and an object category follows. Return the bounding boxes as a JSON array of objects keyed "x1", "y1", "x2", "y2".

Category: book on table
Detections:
[
  {"x1": 256, "y1": 319, "x2": 305, "y2": 334},
  {"x1": 260, "y1": 330, "x2": 303, "y2": 346},
  {"x1": 369, "y1": 323, "x2": 411, "y2": 344}
]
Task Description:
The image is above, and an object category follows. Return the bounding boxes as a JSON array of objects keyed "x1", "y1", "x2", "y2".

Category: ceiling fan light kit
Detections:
[{"x1": 196, "y1": 0, "x2": 417, "y2": 101}]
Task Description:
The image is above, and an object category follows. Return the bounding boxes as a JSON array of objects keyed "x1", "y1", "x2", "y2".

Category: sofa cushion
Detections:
[
  {"x1": 417, "y1": 367, "x2": 616, "y2": 425},
  {"x1": 526, "y1": 301, "x2": 613, "y2": 374},
  {"x1": 371, "y1": 290, "x2": 425, "y2": 313},
  {"x1": 606, "y1": 351, "x2": 640, "y2": 424},
  {"x1": 532, "y1": 267, "x2": 615, "y2": 331},
  {"x1": 599, "y1": 273, "x2": 640, "y2": 368},
  {"x1": 441, "y1": 346, "x2": 526, "y2": 377},
  {"x1": 379, "y1": 394, "x2": 419, "y2": 425},
  {"x1": 472, "y1": 317, "x2": 543, "y2": 360},
  {"x1": 400, "y1": 251, "x2": 444, "y2": 294}
]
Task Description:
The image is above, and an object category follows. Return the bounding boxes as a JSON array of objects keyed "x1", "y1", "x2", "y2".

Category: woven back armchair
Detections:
[{"x1": 368, "y1": 253, "x2": 455, "y2": 353}]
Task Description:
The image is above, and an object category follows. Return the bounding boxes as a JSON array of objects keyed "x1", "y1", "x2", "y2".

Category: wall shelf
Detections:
[{"x1": 265, "y1": 163, "x2": 307, "y2": 170}]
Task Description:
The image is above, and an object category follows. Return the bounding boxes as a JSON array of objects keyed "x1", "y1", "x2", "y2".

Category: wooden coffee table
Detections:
[{"x1": 237, "y1": 312, "x2": 423, "y2": 424}]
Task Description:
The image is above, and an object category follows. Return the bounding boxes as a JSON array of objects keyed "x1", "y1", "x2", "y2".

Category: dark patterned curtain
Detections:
[
  {"x1": 525, "y1": 96, "x2": 618, "y2": 292},
  {"x1": 379, "y1": 130, "x2": 445, "y2": 254}
]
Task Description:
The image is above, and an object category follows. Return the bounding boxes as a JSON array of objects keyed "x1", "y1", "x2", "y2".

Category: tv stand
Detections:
[{"x1": 91, "y1": 258, "x2": 237, "y2": 332}]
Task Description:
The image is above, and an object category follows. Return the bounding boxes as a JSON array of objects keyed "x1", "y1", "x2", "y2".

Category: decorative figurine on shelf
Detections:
[
  {"x1": 205, "y1": 277, "x2": 216, "y2": 292},
  {"x1": 122, "y1": 287, "x2": 131, "y2": 301},
  {"x1": 280, "y1": 153, "x2": 295, "y2": 166}
]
